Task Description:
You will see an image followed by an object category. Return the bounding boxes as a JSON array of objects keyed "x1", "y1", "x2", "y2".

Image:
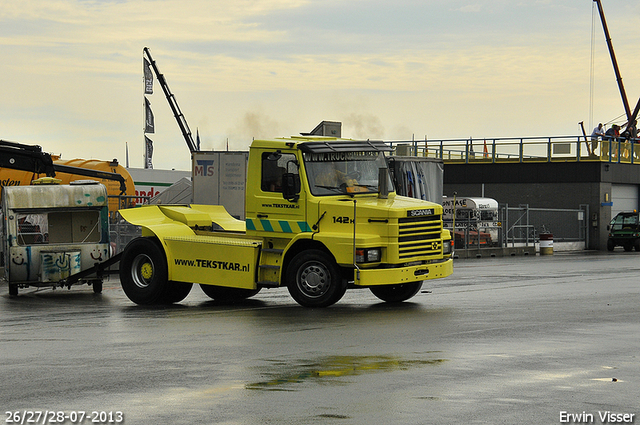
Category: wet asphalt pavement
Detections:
[{"x1": 1, "y1": 251, "x2": 639, "y2": 425}]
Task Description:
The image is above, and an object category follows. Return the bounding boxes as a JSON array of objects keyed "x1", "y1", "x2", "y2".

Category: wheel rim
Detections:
[
  {"x1": 297, "y1": 261, "x2": 331, "y2": 298},
  {"x1": 132, "y1": 254, "x2": 154, "y2": 288}
]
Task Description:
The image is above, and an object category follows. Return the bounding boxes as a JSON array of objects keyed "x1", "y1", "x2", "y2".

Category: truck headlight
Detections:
[
  {"x1": 355, "y1": 248, "x2": 381, "y2": 263},
  {"x1": 443, "y1": 239, "x2": 453, "y2": 255}
]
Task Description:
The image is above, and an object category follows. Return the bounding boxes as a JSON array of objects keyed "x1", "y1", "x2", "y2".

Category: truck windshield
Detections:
[
  {"x1": 610, "y1": 213, "x2": 639, "y2": 230},
  {"x1": 303, "y1": 151, "x2": 392, "y2": 196}
]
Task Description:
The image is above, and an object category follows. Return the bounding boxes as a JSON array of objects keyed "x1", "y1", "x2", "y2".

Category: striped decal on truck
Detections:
[{"x1": 246, "y1": 218, "x2": 313, "y2": 233}]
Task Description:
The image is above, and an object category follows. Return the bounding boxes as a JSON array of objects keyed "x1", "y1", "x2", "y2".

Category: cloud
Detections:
[
  {"x1": 455, "y1": 4, "x2": 482, "y2": 13},
  {"x1": 1, "y1": 0, "x2": 639, "y2": 170},
  {"x1": 0, "y1": 0, "x2": 307, "y2": 48}
]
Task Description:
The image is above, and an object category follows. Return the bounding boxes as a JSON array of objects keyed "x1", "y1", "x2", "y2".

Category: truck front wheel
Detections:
[
  {"x1": 119, "y1": 237, "x2": 169, "y2": 305},
  {"x1": 369, "y1": 282, "x2": 423, "y2": 303},
  {"x1": 286, "y1": 250, "x2": 346, "y2": 308}
]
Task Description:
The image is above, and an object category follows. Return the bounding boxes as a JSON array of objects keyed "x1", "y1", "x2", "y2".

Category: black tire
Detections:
[
  {"x1": 119, "y1": 237, "x2": 169, "y2": 305},
  {"x1": 163, "y1": 282, "x2": 193, "y2": 303},
  {"x1": 634, "y1": 239, "x2": 640, "y2": 252},
  {"x1": 607, "y1": 239, "x2": 615, "y2": 251},
  {"x1": 370, "y1": 282, "x2": 423, "y2": 303},
  {"x1": 199, "y1": 284, "x2": 260, "y2": 301},
  {"x1": 92, "y1": 281, "x2": 103, "y2": 294},
  {"x1": 624, "y1": 243, "x2": 633, "y2": 252},
  {"x1": 286, "y1": 249, "x2": 346, "y2": 308},
  {"x1": 8, "y1": 284, "x2": 18, "y2": 296}
]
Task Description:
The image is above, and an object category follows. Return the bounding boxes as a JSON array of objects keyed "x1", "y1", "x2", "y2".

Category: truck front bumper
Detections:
[{"x1": 353, "y1": 258, "x2": 453, "y2": 286}]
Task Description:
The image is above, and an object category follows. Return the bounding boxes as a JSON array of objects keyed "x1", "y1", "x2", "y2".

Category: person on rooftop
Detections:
[{"x1": 591, "y1": 123, "x2": 605, "y2": 155}]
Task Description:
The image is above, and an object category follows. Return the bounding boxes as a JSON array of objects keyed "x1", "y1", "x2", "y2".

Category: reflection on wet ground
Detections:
[{"x1": 246, "y1": 354, "x2": 446, "y2": 391}]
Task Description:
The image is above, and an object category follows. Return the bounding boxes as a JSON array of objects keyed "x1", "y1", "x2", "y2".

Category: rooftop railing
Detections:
[{"x1": 388, "y1": 135, "x2": 640, "y2": 164}]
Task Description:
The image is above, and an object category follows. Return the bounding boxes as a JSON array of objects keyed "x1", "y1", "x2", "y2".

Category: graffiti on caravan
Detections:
[
  {"x1": 443, "y1": 198, "x2": 469, "y2": 208},
  {"x1": 442, "y1": 197, "x2": 499, "y2": 220}
]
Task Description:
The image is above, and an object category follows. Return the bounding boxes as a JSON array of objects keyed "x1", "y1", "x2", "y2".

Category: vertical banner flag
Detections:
[
  {"x1": 144, "y1": 97, "x2": 154, "y2": 133},
  {"x1": 145, "y1": 136, "x2": 154, "y2": 169},
  {"x1": 144, "y1": 58, "x2": 153, "y2": 94}
]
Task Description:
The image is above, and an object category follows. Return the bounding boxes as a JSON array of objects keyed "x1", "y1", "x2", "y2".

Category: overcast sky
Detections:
[{"x1": 2, "y1": 0, "x2": 640, "y2": 170}]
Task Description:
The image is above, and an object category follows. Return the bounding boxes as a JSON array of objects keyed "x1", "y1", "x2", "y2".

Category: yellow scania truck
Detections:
[{"x1": 118, "y1": 137, "x2": 453, "y2": 307}]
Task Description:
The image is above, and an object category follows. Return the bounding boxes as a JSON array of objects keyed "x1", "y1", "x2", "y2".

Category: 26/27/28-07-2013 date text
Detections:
[{"x1": 6, "y1": 411, "x2": 124, "y2": 424}]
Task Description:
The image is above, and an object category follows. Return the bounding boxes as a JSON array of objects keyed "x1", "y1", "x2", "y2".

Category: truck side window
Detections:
[{"x1": 261, "y1": 152, "x2": 297, "y2": 193}]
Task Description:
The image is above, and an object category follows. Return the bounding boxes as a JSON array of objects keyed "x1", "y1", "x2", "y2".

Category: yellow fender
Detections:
[{"x1": 119, "y1": 204, "x2": 246, "y2": 240}]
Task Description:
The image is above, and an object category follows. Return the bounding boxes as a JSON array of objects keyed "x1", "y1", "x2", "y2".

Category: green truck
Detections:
[{"x1": 607, "y1": 211, "x2": 640, "y2": 251}]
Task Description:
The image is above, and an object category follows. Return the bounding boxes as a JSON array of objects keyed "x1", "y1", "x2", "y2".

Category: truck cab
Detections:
[{"x1": 118, "y1": 137, "x2": 453, "y2": 307}]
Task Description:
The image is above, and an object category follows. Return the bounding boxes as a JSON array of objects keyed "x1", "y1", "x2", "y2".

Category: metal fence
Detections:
[
  {"x1": 109, "y1": 204, "x2": 589, "y2": 253},
  {"x1": 108, "y1": 195, "x2": 148, "y2": 254},
  {"x1": 503, "y1": 204, "x2": 588, "y2": 247},
  {"x1": 452, "y1": 204, "x2": 589, "y2": 250},
  {"x1": 110, "y1": 220, "x2": 141, "y2": 254},
  {"x1": 388, "y1": 135, "x2": 640, "y2": 165}
]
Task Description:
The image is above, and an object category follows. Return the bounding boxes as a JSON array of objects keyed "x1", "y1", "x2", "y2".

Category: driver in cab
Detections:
[{"x1": 315, "y1": 163, "x2": 367, "y2": 193}]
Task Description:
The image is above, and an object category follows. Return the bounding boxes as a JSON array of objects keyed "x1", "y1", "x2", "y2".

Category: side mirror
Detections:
[{"x1": 282, "y1": 173, "x2": 300, "y2": 202}]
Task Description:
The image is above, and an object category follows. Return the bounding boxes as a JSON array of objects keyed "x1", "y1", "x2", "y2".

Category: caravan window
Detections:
[
  {"x1": 16, "y1": 210, "x2": 101, "y2": 245},
  {"x1": 456, "y1": 209, "x2": 471, "y2": 220},
  {"x1": 16, "y1": 214, "x2": 48, "y2": 245},
  {"x1": 480, "y1": 209, "x2": 497, "y2": 221}
]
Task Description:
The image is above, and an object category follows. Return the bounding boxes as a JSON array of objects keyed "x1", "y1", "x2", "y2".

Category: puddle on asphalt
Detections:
[{"x1": 246, "y1": 354, "x2": 446, "y2": 391}]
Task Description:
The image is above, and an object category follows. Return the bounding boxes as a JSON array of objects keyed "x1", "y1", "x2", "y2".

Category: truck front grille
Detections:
[{"x1": 398, "y1": 214, "x2": 442, "y2": 259}]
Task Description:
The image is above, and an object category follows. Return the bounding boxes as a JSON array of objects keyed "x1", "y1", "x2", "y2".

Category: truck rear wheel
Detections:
[
  {"x1": 8, "y1": 284, "x2": 18, "y2": 296},
  {"x1": 199, "y1": 284, "x2": 260, "y2": 302},
  {"x1": 369, "y1": 282, "x2": 422, "y2": 303},
  {"x1": 286, "y1": 249, "x2": 346, "y2": 308},
  {"x1": 119, "y1": 237, "x2": 169, "y2": 305}
]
